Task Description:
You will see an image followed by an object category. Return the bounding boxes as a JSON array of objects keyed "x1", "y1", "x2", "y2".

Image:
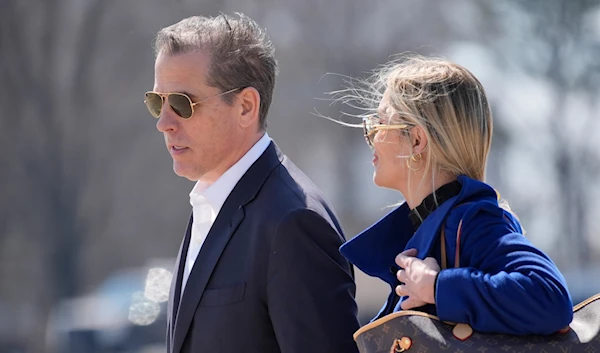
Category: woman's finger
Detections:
[
  {"x1": 395, "y1": 284, "x2": 408, "y2": 297},
  {"x1": 396, "y1": 269, "x2": 406, "y2": 283},
  {"x1": 401, "y1": 296, "x2": 426, "y2": 310}
]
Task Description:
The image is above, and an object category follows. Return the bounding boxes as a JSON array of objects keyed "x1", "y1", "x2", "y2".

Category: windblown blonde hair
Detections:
[{"x1": 331, "y1": 54, "x2": 493, "y2": 183}]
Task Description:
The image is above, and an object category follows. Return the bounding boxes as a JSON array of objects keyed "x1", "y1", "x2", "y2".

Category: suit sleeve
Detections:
[
  {"x1": 435, "y1": 206, "x2": 573, "y2": 335},
  {"x1": 267, "y1": 208, "x2": 360, "y2": 353}
]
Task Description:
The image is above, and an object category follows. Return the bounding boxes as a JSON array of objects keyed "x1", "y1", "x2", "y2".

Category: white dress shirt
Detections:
[{"x1": 181, "y1": 133, "x2": 272, "y2": 296}]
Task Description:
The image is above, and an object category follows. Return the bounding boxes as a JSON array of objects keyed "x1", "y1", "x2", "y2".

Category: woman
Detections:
[{"x1": 338, "y1": 55, "x2": 573, "y2": 335}]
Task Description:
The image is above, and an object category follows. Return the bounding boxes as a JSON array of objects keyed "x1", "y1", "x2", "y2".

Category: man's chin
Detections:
[{"x1": 173, "y1": 163, "x2": 198, "y2": 181}]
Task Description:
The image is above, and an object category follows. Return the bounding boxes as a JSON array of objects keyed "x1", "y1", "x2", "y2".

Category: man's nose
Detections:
[{"x1": 156, "y1": 104, "x2": 179, "y2": 133}]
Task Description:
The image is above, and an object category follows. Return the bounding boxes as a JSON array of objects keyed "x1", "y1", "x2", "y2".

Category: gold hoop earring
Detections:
[
  {"x1": 410, "y1": 153, "x2": 422, "y2": 162},
  {"x1": 406, "y1": 154, "x2": 422, "y2": 172}
]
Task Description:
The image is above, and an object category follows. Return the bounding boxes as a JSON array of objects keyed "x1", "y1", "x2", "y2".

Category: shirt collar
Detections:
[{"x1": 189, "y1": 133, "x2": 272, "y2": 212}]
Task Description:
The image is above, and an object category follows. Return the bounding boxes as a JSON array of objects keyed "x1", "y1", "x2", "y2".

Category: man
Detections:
[{"x1": 144, "y1": 13, "x2": 360, "y2": 353}]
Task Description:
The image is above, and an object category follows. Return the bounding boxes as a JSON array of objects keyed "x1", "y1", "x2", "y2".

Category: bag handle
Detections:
[
  {"x1": 440, "y1": 219, "x2": 464, "y2": 270},
  {"x1": 439, "y1": 218, "x2": 474, "y2": 341},
  {"x1": 440, "y1": 201, "x2": 473, "y2": 270},
  {"x1": 441, "y1": 204, "x2": 513, "y2": 270}
]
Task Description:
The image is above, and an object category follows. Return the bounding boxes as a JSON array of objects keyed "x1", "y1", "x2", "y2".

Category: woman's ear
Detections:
[{"x1": 411, "y1": 126, "x2": 428, "y2": 155}]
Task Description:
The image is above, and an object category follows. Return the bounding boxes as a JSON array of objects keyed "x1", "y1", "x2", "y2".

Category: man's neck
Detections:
[{"x1": 197, "y1": 131, "x2": 265, "y2": 185}]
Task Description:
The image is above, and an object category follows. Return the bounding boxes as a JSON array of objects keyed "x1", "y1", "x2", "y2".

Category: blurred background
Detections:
[{"x1": 1, "y1": 0, "x2": 600, "y2": 352}]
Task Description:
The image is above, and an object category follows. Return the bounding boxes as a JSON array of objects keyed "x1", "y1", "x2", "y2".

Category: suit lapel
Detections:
[
  {"x1": 172, "y1": 142, "x2": 282, "y2": 353},
  {"x1": 167, "y1": 215, "x2": 192, "y2": 351}
]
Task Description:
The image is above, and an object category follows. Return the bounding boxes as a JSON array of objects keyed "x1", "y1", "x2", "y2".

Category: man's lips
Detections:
[{"x1": 168, "y1": 145, "x2": 189, "y2": 154}]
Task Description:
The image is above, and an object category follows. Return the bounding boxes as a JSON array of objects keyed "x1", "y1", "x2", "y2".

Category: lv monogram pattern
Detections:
[{"x1": 355, "y1": 295, "x2": 600, "y2": 353}]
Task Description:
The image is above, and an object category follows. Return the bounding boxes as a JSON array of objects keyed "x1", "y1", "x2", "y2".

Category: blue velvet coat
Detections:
[{"x1": 340, "y1": 175, "x2": 573, "y2": 335}]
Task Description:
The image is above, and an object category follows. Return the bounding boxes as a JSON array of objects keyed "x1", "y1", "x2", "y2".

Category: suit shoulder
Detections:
[
  {"x1": 262, "y1": 156, "x2": 331, "y2": 209},
  {"x1": 251, "y1": 155, "x2": 342, "y2": 233}
]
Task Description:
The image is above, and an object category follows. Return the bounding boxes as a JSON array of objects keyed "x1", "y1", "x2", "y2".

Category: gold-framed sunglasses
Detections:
[
  {"x1": 144, "y1": 87, "x2": 241, "y2": 119},
  {"x1": 363, "y1": 115, "x2": 412, "y2": 148}
]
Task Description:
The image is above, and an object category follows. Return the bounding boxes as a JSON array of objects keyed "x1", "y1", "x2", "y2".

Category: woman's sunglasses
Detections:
[
  {"x1": 144, "y1": 87, "x2": 241, "y2": 119},
  {"x1": 363, "y1": 115, "x2": 412, "y2": 148}
]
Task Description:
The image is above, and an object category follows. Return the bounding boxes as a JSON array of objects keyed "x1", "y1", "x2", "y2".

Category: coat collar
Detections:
[{"x1": 340, "y1": 175, "x2": 497, "y2": 286}]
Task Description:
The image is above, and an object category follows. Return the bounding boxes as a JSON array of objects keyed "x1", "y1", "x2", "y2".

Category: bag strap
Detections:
[
  {"x1": 440, "y1": 228, "x2": 447, "y2": 270},
  {"x1": 440, "y1": 201, "x2": 476, "y2": 270},
  {"x1": 440, "y1": 202, "x2": 516, "y2": 270},
  {"x1": 440, "y1": 219, "x2": 464, "y2": 270}
]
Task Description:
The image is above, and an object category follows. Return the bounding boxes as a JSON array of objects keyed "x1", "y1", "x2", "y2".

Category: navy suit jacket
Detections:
[{"x1": 166, "y1": 142, "x2": 360, "y2": 353}]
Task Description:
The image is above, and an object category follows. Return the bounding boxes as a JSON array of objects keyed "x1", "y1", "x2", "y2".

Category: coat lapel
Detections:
[
  {"x1": 172, "y1": 142, "x2": 282, "y2": 353},
  {"x1": 340, "y1": 203, "x2": 413, "y2": 285},
  {"x1": 404, "y1": 195, "x2": 460, "y2": 260},
  {"x1": 340, "y1": 175, "x2": 483, "y2": 287}
]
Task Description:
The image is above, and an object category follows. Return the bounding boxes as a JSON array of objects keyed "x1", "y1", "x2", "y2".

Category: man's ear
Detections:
[
  {"x1": 237, "y1": 87, "x2": 260, "y2": 129},
  {"x1": 411, "y1": 125, "x2": 428, "y2": 155}
]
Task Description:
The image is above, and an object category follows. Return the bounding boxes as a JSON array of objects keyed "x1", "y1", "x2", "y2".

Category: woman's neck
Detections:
[{"x1": 402, "y1": 172, "x2": 457, "y2": 210}]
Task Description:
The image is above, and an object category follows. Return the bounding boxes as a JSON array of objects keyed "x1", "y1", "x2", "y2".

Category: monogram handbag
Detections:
[{"x1": 354, "y1": 220, "x2": 600, "y2": 353}]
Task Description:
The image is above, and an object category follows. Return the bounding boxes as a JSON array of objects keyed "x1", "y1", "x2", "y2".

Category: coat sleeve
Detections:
[
  {"x1": 435, "y1": 205, "x2": 573, "y2": 335},
  {"x1": 267, "y1": 208, "x2": 360, "y2": 353}
]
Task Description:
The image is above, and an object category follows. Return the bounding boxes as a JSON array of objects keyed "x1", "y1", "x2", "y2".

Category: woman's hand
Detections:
[{"x1": 395, "y1": 248, "x2": 441, "y2": 310}]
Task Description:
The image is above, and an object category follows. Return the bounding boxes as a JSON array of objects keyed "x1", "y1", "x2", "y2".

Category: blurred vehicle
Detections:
[{"x1": 45, "y1": 258, "x2": 174, "y2": 353}]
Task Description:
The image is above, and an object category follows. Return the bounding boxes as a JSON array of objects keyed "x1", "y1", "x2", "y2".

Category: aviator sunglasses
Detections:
[
  {"x1": 144, "y1": 87, "x2": 241, "y2": 119},
  {"x1": 363, "y1": 114, "x2": 412, "y2": 148}
]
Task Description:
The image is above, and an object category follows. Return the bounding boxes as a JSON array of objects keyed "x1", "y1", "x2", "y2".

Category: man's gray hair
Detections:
[{"x1": 154, "y1": 13, "x2": 278, "y2": 130}]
